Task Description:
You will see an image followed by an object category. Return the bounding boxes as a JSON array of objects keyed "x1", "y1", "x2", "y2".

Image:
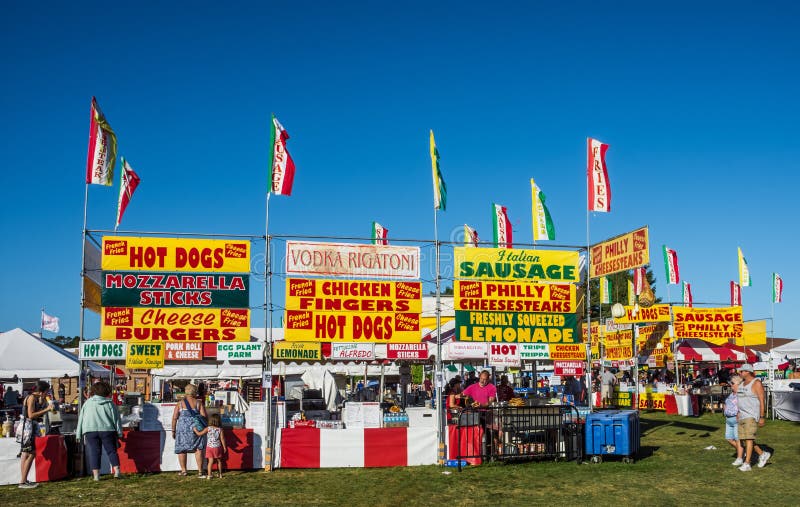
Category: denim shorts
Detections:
[{"x1": 725, "y1": 416, "x2": 738, "y2": 440}]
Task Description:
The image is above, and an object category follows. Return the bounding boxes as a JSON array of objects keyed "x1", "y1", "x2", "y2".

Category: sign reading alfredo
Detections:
[
  {"x1": 100, "y1": 236, "x2": 251, "y2": 341},
  {"x1": 454, "y1": 247, "x2": 580, "y2": 343}
]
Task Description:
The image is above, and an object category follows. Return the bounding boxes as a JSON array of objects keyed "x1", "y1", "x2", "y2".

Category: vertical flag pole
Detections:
[
  {"x1": 585, "y1": 154, "x2": 594, "y2": 413},
  {"x1": 264, "y1": 190, "x2": 273, "y2": 471},
  {"x1": 434, "y1": 206, "x2": 445, "y2": 464},
  {"x1": 770, "y1": 298, "x2": 775, "y2": 419},
  {"x1": 78, "y1": 182, "x2": 89, "y2": 416}
]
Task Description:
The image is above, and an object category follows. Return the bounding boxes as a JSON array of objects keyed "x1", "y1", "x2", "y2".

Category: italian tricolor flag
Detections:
[
  {"x1": 682, "y1": 281, "x2": 693, "y2": 307},
  {"x1": 372, "y1": 222, "x2": 388, "y2": 245},
  {"x1": 85, "y1": 97, "x2": 117, "y2": 186},
  {"x1": 269, "y1": 115, "x2": 296, "y2": 196},
  {"x1": 773, "y1": 273, "x2": 783, "y2": 303},
  {"x1": 663, "y1": 245, "x2": 680, "y2": 285},
  {"x1": 115, "y1": 157, "x2": 141, "y2": 229},
  {"x1": 531, "y1": 179, "x2": 555, "y2": 241},
  {"x1": 492, "y1": 203, "x2": 512, "y2": 248}
]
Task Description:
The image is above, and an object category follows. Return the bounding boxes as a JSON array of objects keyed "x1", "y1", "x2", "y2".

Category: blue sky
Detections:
[{"x1": 1, "y1": 1, "x2": 797, "y2": 339}]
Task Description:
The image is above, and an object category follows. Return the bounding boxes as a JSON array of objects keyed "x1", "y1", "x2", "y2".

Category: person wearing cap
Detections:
[{"x1": 736, "y1": 364, "x2": 771, "y2": 471}]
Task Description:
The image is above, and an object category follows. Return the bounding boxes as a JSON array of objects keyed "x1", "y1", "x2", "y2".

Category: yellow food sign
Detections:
[
  {"x1": 454, "y1": 247, "x2": 579, "y2": 282},
  {"x1": 125, "y1": 342, "x2": 165, "y2": 369},
  {"x1": 102, "y1": 236, "x2": 250, "y2": 273}
]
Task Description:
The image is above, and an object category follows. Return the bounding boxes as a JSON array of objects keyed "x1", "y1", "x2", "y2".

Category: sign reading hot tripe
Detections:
[
  {"x1": 554, "y1": 361, "x2": 584, "y2": 376},
  {"x1": 100, "y1": 307, "x2": 250, "y2": 341},
  {"x1": 273, "y1": 342, "x2": 321, "y2": 361},
  {"x1": 589, "y1": 226, "x2": 649, "y2": 278},
  {"x1": 217, "y1": 342, "x2": 263, "y2": 361},
  {"x1": 101, "y1": 272, "x2": 249, "y2": 308},
  {"x1": 673, "y1": 306, "x2": 743, "y2": 341},
  {"x1": 79, "y1": 341, "x2": 127, "y2": 360},
  {"x1": 165, "y1": 342, "x2": 203, "y2": 361},
  {"x1": 488, "y1": 343, "x2": 521, "y2": 367},
  {"x1": 453, "y1": 247, "x2": 579, "y2": 281},
  {"x1": 387, "y1": 343, "x2": 428, "y2": 360},
  {"x1": 454, "y1": 280, "x2": 575, "y2": 313},
  {"x1": 285, "y1": 241, "x2": 420, "y2": 280},
  {"x1": 331, "y1": 343, "x2": 375, "y2": 360},
  {"x1": 613, "y1": 304, "x2": 671, "y2": 324},
  {"x1": 125, "y1": 342, "x2": 165, "y2": 369},
  {"x1": 101, "y1": 236, "x2": 250, "y2": 272},
  {"x1": 283, "y1": 278, "x2": 421, "y2": 342},
  {"x1": 455, "y1": 312, "x2": 578, "y2": 343}
]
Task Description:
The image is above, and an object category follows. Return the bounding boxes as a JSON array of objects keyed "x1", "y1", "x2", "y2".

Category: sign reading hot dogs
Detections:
[
  {"x1": 589, "y1": 226, "x2": 649, "y2": 278},
  {"x1": 285, "y1": 278, "x2": 422, "y2": 313},
  {"x1": 102, "y1": 236, "x2": 250, "y2": 273},
  {"x1": 455, "y1": 280, "x2": 575, "y2": 313},
  {"x1": 100, "y1": 307, "x2": 251, "y2": 341},
  {"x1": 613, "y1": 304, "x2": 671, "y2": 324},
  {"x1": 284, "y1": 310, "x2": 420, "y2": 342}
]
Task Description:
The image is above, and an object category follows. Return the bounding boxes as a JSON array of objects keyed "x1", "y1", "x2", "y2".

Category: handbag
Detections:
[{"x1": 184, "y1": 399, "x2": 207, "y2": 431}]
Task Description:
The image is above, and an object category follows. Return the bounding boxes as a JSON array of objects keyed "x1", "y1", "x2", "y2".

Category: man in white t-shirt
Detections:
[{"x1": 601, "y1": 368, "x2": 617, "y2": 408}]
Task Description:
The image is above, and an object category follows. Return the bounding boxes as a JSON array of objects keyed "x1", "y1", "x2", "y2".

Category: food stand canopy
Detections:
[
  {"x1": 0, "y1": 328, "x2": 107, "y2": 379},
  {"x1": 674, "y1": 339, "x2": 756, "y2": 363}
]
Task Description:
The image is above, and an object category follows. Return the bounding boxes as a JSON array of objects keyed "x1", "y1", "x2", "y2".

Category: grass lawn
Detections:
[{"x1": 2, "y1": 411, "x2": 797, "y2": 506}]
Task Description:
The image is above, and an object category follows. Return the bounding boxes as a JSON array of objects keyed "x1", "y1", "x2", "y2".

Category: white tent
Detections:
[
  {"x1": 0, "y1": 328, "x2": 107, "y2": 379},
  {"x1": 771, "y1": 340, "x2": 800, "y2": 360}
]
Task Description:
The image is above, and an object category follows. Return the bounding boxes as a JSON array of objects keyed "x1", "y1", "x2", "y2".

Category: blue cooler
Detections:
[{"x1": 584, "y1": 410, "x2": 640, "y2": 463}]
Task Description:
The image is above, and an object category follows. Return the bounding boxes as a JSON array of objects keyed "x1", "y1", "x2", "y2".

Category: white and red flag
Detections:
[
  {"x1": 491, "y1": 203, "x2": 512, "y2": 248},
  {"x1": 115, "y1": 158, "x2": 141, "y2": 230},
  {"x1": 682, "y1": 281, "x2": 693, "y2": 307},
  {"x1": 372, "y1": 222, "x2": 388, "y2": 245},
  {"x1": 632, "y1": 267, "x2": 646, "y2": 295},
  {"x1": 772, "y1": 273, "x2": 783, "y2": 303},
  {"x1": 41, "y1": 311, "x2": 60, "y2": 333},
  {"x1": 730, "y1": 281, "x2": 741, "y2": 306},
  {"x1": 587, "y1": 138, "x2": 611, "y2": 212},
  {"x1": 269, "y1": 115, "x2": 296, "y2": 195},
  {"x1": 85, "y1": 97, "x2": 118, "y2": 186},
  {"x1": 663, "y1": 245, "x2": 680, "y2": 285},
  {"x1": 464, "y1": 224, "x2": 479, "y2": 247}
]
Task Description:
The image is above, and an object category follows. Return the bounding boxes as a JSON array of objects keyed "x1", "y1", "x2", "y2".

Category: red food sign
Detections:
[
  {"x1": 554, "y1": 361, "x2": 585, "y2": 376},
  {"x1": 387, "y1": 343, "x2": 428, "y2": 360}
]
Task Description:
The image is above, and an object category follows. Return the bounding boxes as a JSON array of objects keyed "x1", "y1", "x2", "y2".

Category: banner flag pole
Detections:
[
  {"x1": 434, "y1": 206, "x2": 445, "y2": 464},
  {"x1": 264, "y1": 191, "x2": 274, "y2": 471}
]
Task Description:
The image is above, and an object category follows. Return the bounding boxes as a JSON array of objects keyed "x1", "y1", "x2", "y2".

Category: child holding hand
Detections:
[{"x1": 193, "y1": 413, "x2": 226, "y2": 478}]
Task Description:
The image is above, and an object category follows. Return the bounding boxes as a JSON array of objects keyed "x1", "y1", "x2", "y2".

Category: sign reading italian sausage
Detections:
[
  {"x1": 102, "y1": 236, "x2": 250, "y2": 273},
  {"x1": 100, "y1": 307, "x2": 250, "y2": 341},
  {"x1": 589, "y1": 226, "x2": 649, "y2": 278},
  {"x1": 453, "y1": 247, "x2": 580, "y2": 282},
  {"x1": 454, "y1": 280, "x2": 575, "y2": 313}
]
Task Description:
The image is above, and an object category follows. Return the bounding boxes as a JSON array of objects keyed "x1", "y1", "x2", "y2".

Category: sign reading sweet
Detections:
[
  {"x1": 455, "y1": 312, "x2": 578, "y2": 343},
  {"x1": 454, "y1": 280, "x2": 575, "y2": 313},
  {"x1": 102, "y1": 236, "x2": 250, "y2": 273},
  {"x1": 454, "y1": 247, "x2": 580, "y2": 282},
  {"x1": 125, "y1": 342, "x2": 165, "y2": 369},
  {"x1": 100, "y1": 307, "x2": 251, "y2": 341},
  {"x1": 285, "y1": 241, "x2": 420, "y2": 280},
  {"x1": 673, "y1": 306, "x2": 743, "y2": 341},
  {"x1": 589, "y1": 226, "x2": 649, "y2": 278}
]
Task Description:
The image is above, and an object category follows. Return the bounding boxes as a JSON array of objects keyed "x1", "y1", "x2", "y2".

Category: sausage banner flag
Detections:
[
  {"x1": 269, "y1": 115, "x2": 296, "y2": 196},
  {"x1": 627, "y1": 279, "x2": 635, "y2": 306},
  {"x1": 491, "y1": 203, "x2": 512, "y2": 248},
  {"x1": 115, "y1": 158, "x2": 141, "y2": 230},
  {"x1": 772, "y1": 273, "x2": 783, "y2": 303},
  {"x1": 430, "y1": 130, "x2": 447, "y2": 211},
  {"x1": 464, "y1": 224, "x2": 479, "y2": 247},
  {"x1": 682, "y1": 281, "x2": 693, "y2": 307},
  {"x1": 531, "y1": 179, "x2": 555, "y2": 241},
  {"x1": 372, "y1": 222, "x2": 389, "y2": 245},
  {"x1": 85, "y1": 97, "x2": 118, "y2": 186},
  {"x1": 730, "y1": 281, "x2": 741, "y2": 306},
  {"x1": 738, "y1": 247, "x2": 751, "y2": 287},
  {"x1": 587, "y1": 138, "x2": 611, "y2": 212},
  {"x1": 600, "y1": 277, "x2": 611, "y2": 304},
  {"x1": 663, "y1": 245, "x2": 680, "y2": 285}
]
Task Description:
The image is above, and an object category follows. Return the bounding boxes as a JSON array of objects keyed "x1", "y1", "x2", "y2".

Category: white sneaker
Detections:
[
  {"x1": 731, "y1": 458, "x2": 744, "y2": 466},
  {"x1": 739, "y1": 463, "x2": 752, "y2": 472},
  {"x1": 757, "y1": 451, "x2": 771, "y2": 468}
]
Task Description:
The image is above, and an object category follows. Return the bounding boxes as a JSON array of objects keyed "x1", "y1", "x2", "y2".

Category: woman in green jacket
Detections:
[{"x1": 76, "y1": 381, "x2": 123, "y2": 480}]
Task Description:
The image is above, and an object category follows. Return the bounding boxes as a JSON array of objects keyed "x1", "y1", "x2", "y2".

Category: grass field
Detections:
[{"x1": 2, "y1": 412, "x2": 797, "y2": 506}]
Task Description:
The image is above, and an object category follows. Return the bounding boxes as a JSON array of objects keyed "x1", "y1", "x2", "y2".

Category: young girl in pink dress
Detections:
[{"x1": 194, "y1": 413, "x2": 227, "y2": 478}]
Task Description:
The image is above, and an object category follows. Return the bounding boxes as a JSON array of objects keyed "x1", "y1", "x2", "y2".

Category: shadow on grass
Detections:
[{"x1": 636, "y1": 445, "x2": 659, "y2": 460}]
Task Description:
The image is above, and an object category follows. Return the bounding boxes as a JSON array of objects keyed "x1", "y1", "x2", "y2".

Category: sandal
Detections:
[{"x1": 178, "y1": 471, "x2": 188, "y2": 476}]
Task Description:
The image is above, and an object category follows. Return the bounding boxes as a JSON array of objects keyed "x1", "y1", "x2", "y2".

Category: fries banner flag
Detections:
[
  {"x1": 627, "y1": 279, "x2": 635, "y2": 306},
  {"x1": 587, "y1": 138, "x2": 611, "y2": 212},
  {"x1": 85, "y1": 97, "x2": 118, "y2": 186},
  {"x1": 682, "y1": 281, "x2": 693, "y2": 307},
  {"x1": 464, "y1": 224, "x2": 479, "y2": 247},
  {"x1": 663, "y1": 245, "x2": 679, "y2": 285},
  {"x1": 269, "y1": 115, "x2": 296, "y2": 196},
  {"x1": 115, "y1": 157, "x2": 141, "y2": 229},
  {"x1": 633, "y1": 267, "x2": 645, "y2": 295},
  {"x1": 492, "y1": 203, "x2": 512, "y2": 248},
  {"x1": 41, "y1": 311, "x2": 60, "y2": 333},
  {"x1": 531, "y1": 179, "x2": 555, "y2": 241},
  {"x1": 772, "y1": 273, "x2": 783, "y2": 303},
  {"x1": 372, "y1": 222, "x2": 388, "y2": 245},
  {"x1": 730, "y1": 281, "x2": 741, "y2": 306},
  {"x1": 600, "y1": 277, "x2": 611, "y2": 304},
  {"x1": 738, "y1": 247, "x2": 751, "y2": 287},
  {"x1": 430, "y1": 130, "x2": 446, "y2": 211}
]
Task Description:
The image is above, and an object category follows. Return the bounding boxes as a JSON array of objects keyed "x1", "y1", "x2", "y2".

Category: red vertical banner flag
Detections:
[
  {"x1": 269, "y1": 115, "x2": 296, "y2": 196},
  {"x1": 372, "y1": 222, "x2": 389, "y2": 245},
  {"x1": 115, "y1": 157, "x2": 141, "y2": 229},
  {"x1": 632, "y1": 267, "x2": 646, "y2": 295},
  {"x1": 730, "y1": 281, "x2": 741, "y2": 306},
  {"x1": 682, "y1": 281, "x2": 693, "y2": 307},
  {"x1": 85, "y1": 97, "x2": 118, "y2": 186},
  {"x1": 587, "y1": 138, "x2": 611, "y2": 212},
  {"x1": 491, "y1": 203, "x2": 512, "y2": 248},
  {"x1": 663, "y1": 245, "x2": 680, "y2": 284}
]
